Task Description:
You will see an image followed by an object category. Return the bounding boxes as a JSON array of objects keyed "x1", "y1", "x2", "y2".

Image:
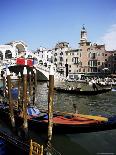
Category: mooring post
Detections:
[
  {"x1": 29, "y1": 71, "x2": 32, "y2": 97},
  {"x1": 47, "y1": 64, "x2": 54, "y2": 148},
  {"x1": 32, "y1": 68, "x2": 36, "y2": 105},
  {"x1": 18, "y1": 72, "x2": 21, "y2": 109},
  {"x1": 22, "y1": 67, "x2": 28, "y2": 138},
  {"x1": 3, "y1": 72, "x2": 6, "y2": 99},
  {"x1": 6, "y1": 68, "x2": 15, "y2": 130}
]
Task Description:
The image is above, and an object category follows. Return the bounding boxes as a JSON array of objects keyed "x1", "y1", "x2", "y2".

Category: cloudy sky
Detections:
[{"x1": 0, "y1": 0, "x2": 116, "y2": 50}]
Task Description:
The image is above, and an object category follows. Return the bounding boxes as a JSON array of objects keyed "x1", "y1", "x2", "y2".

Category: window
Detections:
[
  {"x1": 5, "y1": 50, "x2": 12, "y2": 59},
  {"x1": 60, "y1": 57, "x2": 63, "y2": 61},
  {"x1": 114, "y1": 57, "x2": 116, "y2": 61},
  {"x1": 60, "y1": 52, "x2": 63, "y2": 55},
  {"x1": 98, "y1": 62, "x2": 100, "y2": 65},
  {"x1": 54, "y1": 53, "x2": 57, "y2": 56},
  {"x1": 98, "y1": 52, "x2": 100, "y2": 56},
  {"x1": 0, "y1": 51, "x2": 3, "y2": 60},
  {"x1": 105, "y1": 64, "x2": 107, "y2": 67},
  {"x1": 83, "y1": 69, "x2": 85, "y2": 72},
  {"x1": 54, "y1": 58, "x2": 57, "y2": 62}
]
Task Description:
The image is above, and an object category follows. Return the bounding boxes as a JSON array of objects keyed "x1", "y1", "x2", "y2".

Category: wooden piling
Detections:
[
  {"x1": 29, "y1": 71, "x2": 32, "y2": 97},
  {"x1": 22, "y1": 67, "x2": 28, "y2": 138},
  {"x1": 47, "y1": 65, "x2": 54, "y2": 145},
  {"x1": 3, "y1": 73, "x2": 6, "y2": 99},
  {"x1": 6, "y1": 68, "x2": 15, "y2": 129},
  {"x1": 18, "y1": 72, "x2": 21, "y2": 109},
  {"x1": 32, "y1": 68, "x2": 36, "y2": 105}
]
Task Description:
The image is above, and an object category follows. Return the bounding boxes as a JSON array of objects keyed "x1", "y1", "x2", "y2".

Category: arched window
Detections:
[
  {"x1": 0, "y1": 51, "x2": 3, "y2": 60},
  {"x1": 5, "y1": 50, "x2": 12, "y2": 59}
]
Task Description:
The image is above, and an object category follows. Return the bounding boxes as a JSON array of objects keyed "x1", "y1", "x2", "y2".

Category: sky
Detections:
[{"x1": 0, "y1": 0, "x2": 116, "y2": 51}]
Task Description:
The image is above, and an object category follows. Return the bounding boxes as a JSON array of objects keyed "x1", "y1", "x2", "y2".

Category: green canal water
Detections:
[{"x1": 35, "y1": 82, "x2": 116, "y2": 155}]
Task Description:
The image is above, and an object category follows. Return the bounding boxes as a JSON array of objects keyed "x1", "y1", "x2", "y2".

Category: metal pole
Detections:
[
  {"x1": 22, "y1": 67, "x2": 28, "y2": 138},
  {"x1": 6, "y1": 68, "x2": 15, "y2": 129},
  {"x1": 47, "y1": 64, "x2": 54, "y2": 146}
]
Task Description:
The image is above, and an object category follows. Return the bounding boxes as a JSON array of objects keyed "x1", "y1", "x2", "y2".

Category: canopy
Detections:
[{"x1": 27, "y1": 106, "x2": 40, "y2": 116}]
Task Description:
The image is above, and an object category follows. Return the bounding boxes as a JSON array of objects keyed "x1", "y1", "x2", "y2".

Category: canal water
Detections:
[
  {"x1": 35, "y1": 81, "x2": 116, "y2": 155},
  {"x1": 0, "y1": 80, "x2": 116, "y2": 155}
]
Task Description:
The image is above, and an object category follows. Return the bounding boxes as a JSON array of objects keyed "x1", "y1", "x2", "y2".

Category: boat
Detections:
[
  {"x1": 0, "y1": 87, "x2": 18, "y2": 100},
  {"x1": 0, "y1": 104, "x2": 116, "y2": 134},
  {"x1": 112, "y1": 88, "x2": 116, "y2": 92},
  {"x1": 54, "y1": 87, "x2": 111, "y2": 96}
]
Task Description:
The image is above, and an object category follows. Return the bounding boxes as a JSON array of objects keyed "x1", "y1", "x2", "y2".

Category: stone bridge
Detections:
[{"x1": 34, "y1": 64, "x2": 66, "y2": 83}]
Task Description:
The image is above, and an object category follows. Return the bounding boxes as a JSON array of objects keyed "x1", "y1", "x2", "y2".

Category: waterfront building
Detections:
[
  {"x1": 52, "y1": 42, "x2": 71, "y2": 75},
  {"x1": 36, "y1": 47, "x2": 53, "y2": 66},
  {"x1": 52, "y1": 26, "x2": 116, "y2": 79}
]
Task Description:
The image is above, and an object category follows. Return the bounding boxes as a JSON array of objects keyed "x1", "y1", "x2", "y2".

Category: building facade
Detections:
[{"x1": 51, "y1": 26, "x2": 116, "y2": 79}]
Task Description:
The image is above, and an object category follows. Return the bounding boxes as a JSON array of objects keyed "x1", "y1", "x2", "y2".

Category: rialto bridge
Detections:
[
  {"x1": 0, "y1": 41, "x2": 27, "y2": 60},
  {"x1": 0, "y1": 41, "x2": 66, "y2": 83}
]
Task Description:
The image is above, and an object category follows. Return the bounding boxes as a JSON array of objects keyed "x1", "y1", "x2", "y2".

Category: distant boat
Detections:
[
  {"x1": 112, "y1": 88, "x2": 116, "y2": 92},
  {"x1": 54, "y1": 87, "x2": 111, "y2": 96}
]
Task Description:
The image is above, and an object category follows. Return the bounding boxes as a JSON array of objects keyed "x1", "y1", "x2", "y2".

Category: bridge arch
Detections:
[{"x1": 0, "y1": 41, "x2": 28, "y2": 59}]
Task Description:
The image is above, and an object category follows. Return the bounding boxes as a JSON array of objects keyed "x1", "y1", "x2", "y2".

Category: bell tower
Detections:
[{"x1": 80, "y1": 25, "x2": 87, "y2": 43}]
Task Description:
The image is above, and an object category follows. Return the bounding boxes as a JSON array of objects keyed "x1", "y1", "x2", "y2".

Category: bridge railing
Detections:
[{"x1": 34, "y1": 64, "x2": 67, "y2": 82}]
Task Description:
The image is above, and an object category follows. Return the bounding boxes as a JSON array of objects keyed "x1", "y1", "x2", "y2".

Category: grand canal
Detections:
[
  {"x1": 33, "y1": 81, "x2": 116, "y2": 155},
  {"x1": 0, "y1": 81, "x2": 116, "y2": 155}
]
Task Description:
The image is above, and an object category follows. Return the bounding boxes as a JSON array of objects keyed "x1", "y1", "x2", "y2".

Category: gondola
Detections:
[
  {"x1": 54, "y1": 87, "x2": 111, "y2": 96},
  {"x1": 28, "y1": 111, "x2": 116, "y2": 134},
  {"x1": 0, "y1": 104, "x2": 116, "y2": 134}
]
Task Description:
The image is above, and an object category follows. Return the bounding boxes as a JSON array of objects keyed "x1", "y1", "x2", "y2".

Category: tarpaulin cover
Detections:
[{"x1": 16, "y1": 58, "x2": 33, "y2": 67}]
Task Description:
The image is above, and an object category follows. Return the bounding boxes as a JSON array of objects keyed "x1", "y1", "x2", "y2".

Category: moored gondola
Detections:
[{"x1": 0, "y1": 104, "x2": 116, "y2": 134}]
